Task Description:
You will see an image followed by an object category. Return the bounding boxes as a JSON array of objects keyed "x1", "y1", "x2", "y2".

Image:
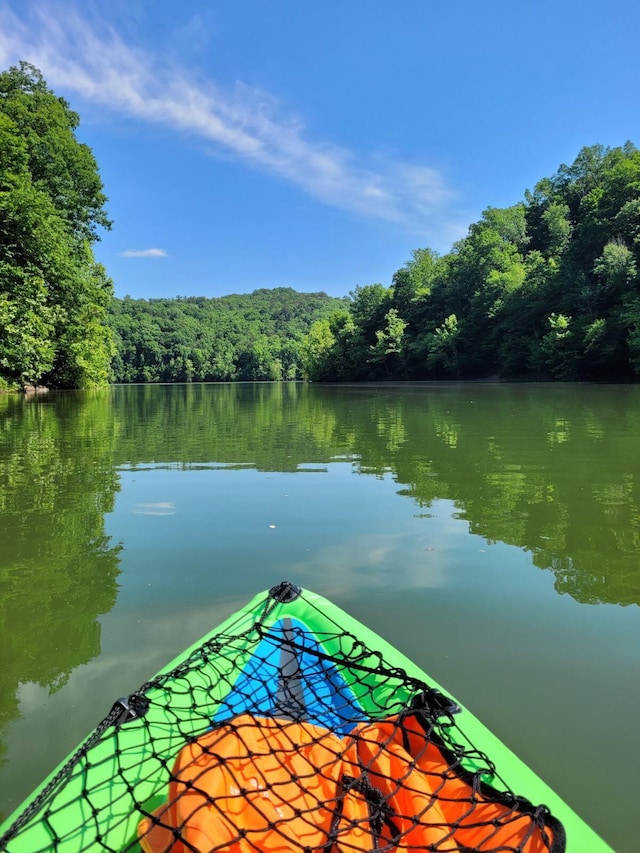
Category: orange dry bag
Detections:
[
  {"x1": 349, "y1": 710, "x2": 564, "y2": 852},
  {"x1": 137, "y1": 714, "x2": 371, "y2": 853},
  {"x1": 138, "y1": 707, "x2": 564, "y2": 852}
]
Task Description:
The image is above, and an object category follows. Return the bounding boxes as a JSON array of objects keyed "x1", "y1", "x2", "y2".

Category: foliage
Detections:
[
  {"x1": 109, "y1": 288, "x2": 345, "y2": 383},
  {"x1": 370, "y1": 308, "x2": 407, "y2": 375},
  {"x1": 0, "y1": 63, "x2": 113, "y2": 388},
  {"x1": 425, "y1": 313, "x2": 460, "y2": 376},
  {"x1": 4, "y1": 72, "x2": 639, "y2": 389},
  {"x1": 303, "y1": 142, "x2": 640, "y2": 381}
]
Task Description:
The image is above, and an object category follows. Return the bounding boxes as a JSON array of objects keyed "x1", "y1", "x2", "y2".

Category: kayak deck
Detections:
[{"x1": 0, "y1": 582, "x2": 613, "y2": 852}]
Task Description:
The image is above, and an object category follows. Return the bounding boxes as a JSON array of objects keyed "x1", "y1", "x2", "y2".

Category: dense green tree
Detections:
[
  {"x1": 0, "y1": 269, "x2": 55, "y2": 384},
  {"x1": 542, "y1": 203, "x2": 573, "y2": 256},
  {"x1": 391, "y1": 248, "x2": 441, "y2": 313},
  {"x1": 5, "y1": 85, "x2": 639, "y2": 391},
  {"x1": 593, "y1": 239, "x2": 637, "y2": 290},
  {"x1": 302, "y1": 286, "x2": 403, "y2": 380},
  {"x1": 425, "y1": 313, "x2": 460, "y2": 376},
  {"x1": 110, "y1": 288, "x2": 344, "y2": 383},
  {"x1": 0, "y1": 63, "x2": 113, "y2": 388},
  {"x1": 370, "y1": 308, "x2": 407, "y2": 376},
  {"x1": 303, "y1": 142, "x2": 640, "y2": 382},
  {"x1": 299, "y1": 318, "x2": 337, "y2": 381},
  {"x1": 348, "y1": 284, "x2": 392, "y2": 333}
]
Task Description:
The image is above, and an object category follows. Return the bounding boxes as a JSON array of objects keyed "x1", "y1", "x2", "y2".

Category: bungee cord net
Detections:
[{"x1": 0, "y1": 584, "x2": 565, "y2": 853}]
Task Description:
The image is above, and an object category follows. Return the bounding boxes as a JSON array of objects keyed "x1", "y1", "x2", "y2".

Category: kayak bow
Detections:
[{"x1": 0, "y1": 582, "x2": 613, "y2": 852}]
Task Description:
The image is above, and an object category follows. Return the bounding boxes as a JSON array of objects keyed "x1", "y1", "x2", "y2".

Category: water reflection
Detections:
[
  {"x1": 111, "y1": 382, "x2": 640, "y2": 608},
  {"x1": 0, "y1": 391, "x2": 121, "y2": 796},
  {"x1": 1, "y1": 382, "x2": 639, "y2": 826}
]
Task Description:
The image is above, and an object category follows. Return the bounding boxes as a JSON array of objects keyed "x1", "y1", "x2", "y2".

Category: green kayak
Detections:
[{"x1": 0, "y1": 582, "x2": 613, "y2": 852}]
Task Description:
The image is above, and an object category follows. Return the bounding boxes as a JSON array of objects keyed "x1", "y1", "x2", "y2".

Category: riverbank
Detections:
[{"x1": 0, "y1": 383, "x2": 49, "y2": 395}]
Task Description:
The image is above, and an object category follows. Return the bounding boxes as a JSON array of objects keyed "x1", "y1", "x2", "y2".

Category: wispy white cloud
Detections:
[
  {"x1": 120, "y1": 248, "x2": 168, "y2": 258},
  {"x1": 0, "y1": 2, "x2": 466, "y2": 243}
]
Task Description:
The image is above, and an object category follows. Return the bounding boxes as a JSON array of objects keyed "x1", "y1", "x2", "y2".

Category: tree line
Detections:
[
  {"x1": 0, "y1": 63, "x2": 343, "y2": 388},
  {"x1": 302, "y1": 143, "x2": 640, "y2": 381},
  {"x1": 109, "y1": 289, "x2": 345, "y2": 382},
  {"x1": 2, "y1": 63, "x2": 640, "y2": 387}
]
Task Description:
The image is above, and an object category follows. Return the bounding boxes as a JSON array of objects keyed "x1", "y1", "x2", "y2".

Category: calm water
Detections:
[{"x1": 1, "y1": 382, "x2": 639, "y2": 851}]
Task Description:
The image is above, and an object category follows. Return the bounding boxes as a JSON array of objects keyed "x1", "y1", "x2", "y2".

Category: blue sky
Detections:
[{"x1": 1, "y1": 0, "x2": 639, "y2": 300}]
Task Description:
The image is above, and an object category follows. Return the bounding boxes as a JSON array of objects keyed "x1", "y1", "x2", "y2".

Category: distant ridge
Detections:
[{"x1": 109, "y1": 287, "x2": 346, "y2": 383}]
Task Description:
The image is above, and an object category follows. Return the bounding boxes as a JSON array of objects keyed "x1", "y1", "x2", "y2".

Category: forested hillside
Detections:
[
  {"x1": 302, "y1": 143, "x2": 640, "y2": 382},
  {"x1": 0, "y1": 63, "x2": 113, "y2": 390},
  {"x1": 109, "y1": 289, "x2": 345, "y2": 382},
  {"x1": 1, "y1": 63, "x2": 639, "y2": 388}
]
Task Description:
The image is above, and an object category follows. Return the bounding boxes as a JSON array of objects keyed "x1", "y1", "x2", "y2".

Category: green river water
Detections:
[{"x1": 0, "y1": 382, "x2": 638, "y2": 851}]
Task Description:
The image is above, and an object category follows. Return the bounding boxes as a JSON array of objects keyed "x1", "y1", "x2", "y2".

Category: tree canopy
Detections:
[
  {"x1": 0, "y1": 63, "x2": 113, "y2": 389},
  {"x1": 109, "y1": 288, "x2": 346, "y2": 383},
  {"x1": 302, "y1": 143, "x2": 640, "y2": 382}
]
